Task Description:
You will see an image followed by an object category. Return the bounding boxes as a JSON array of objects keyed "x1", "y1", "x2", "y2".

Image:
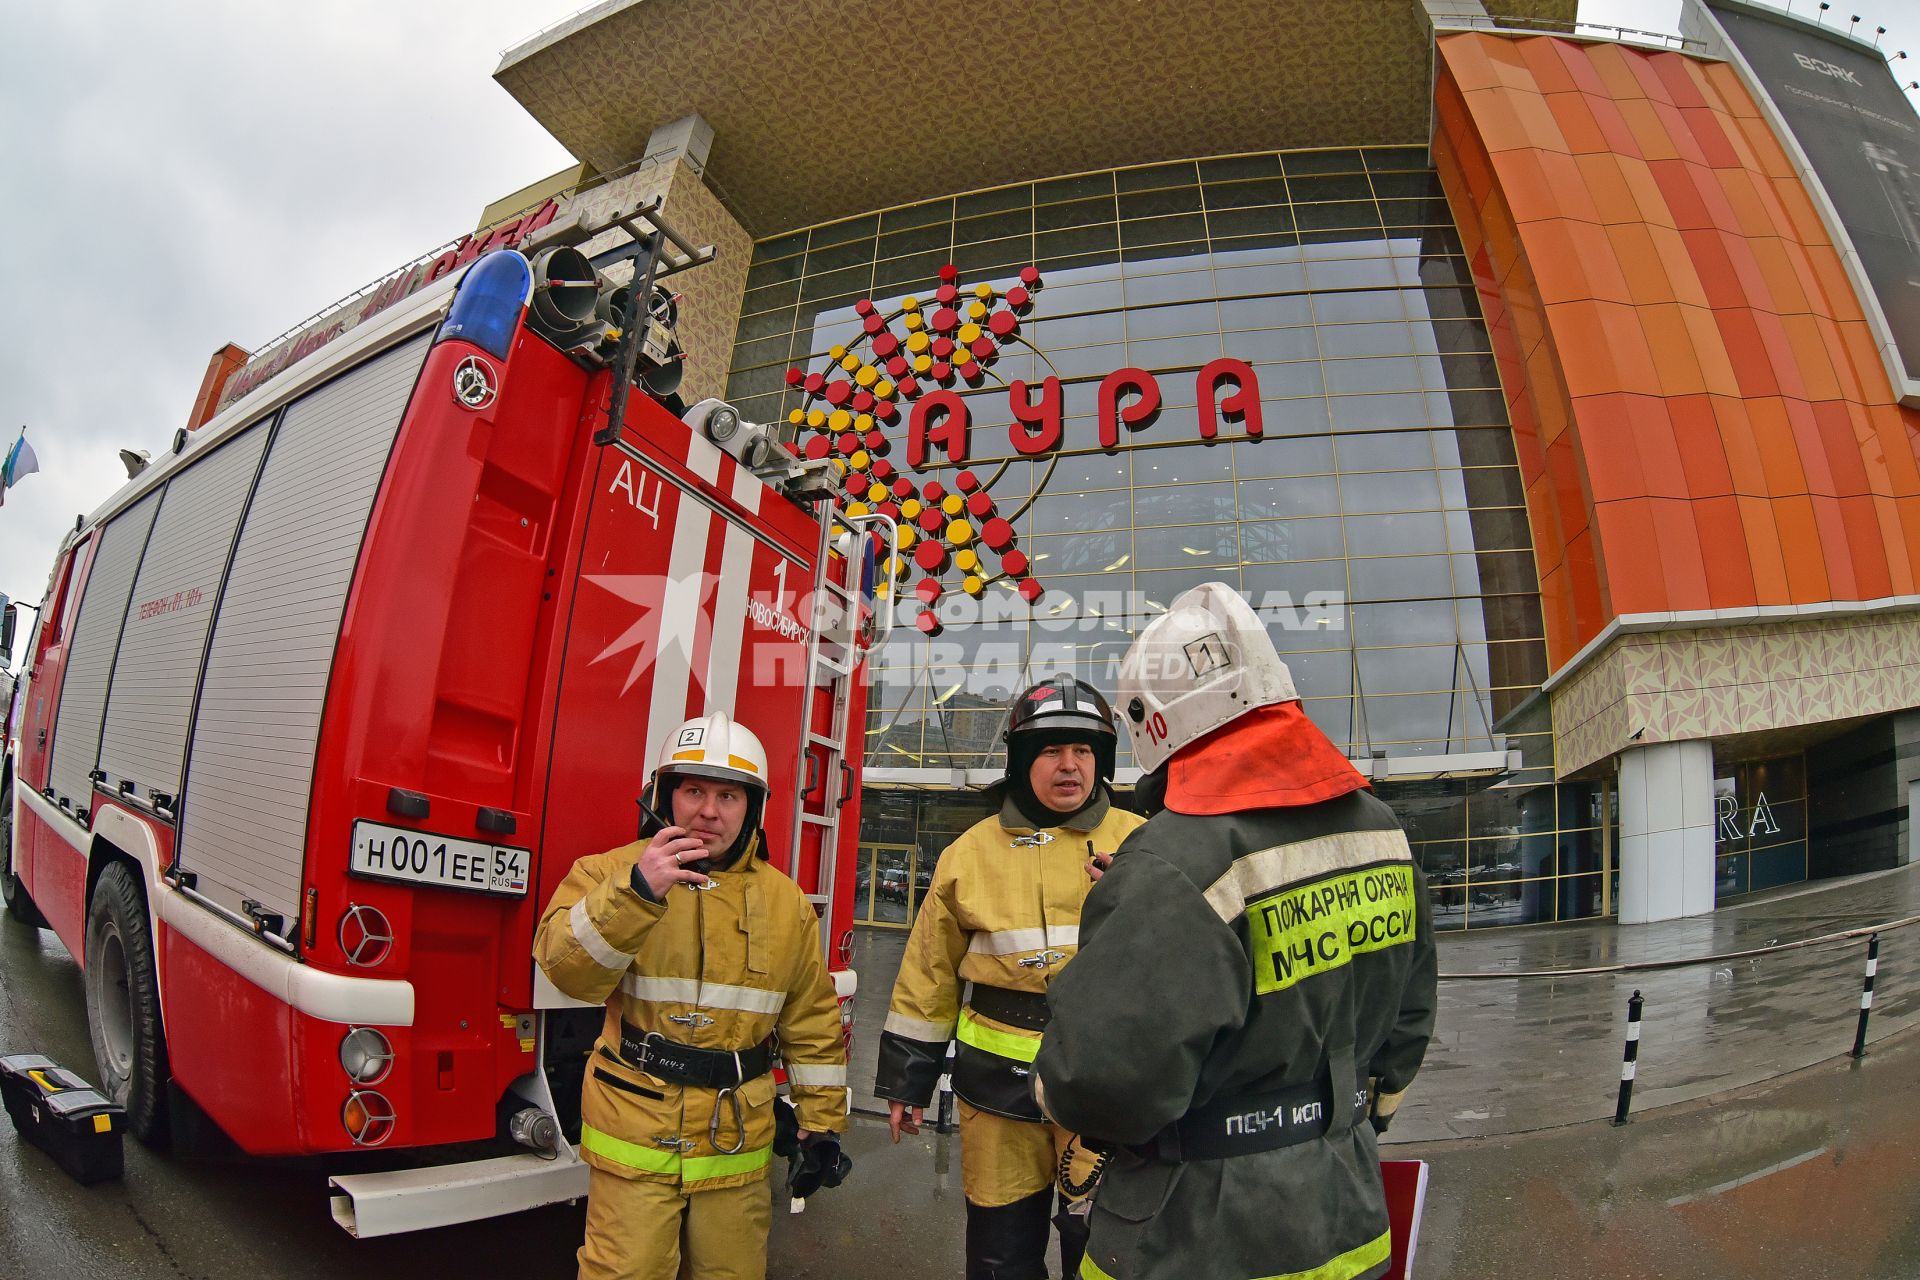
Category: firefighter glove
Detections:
[
  {"x1": 772, "y1": 1096, "x2": 801, "y2": 1158},
  {"x1": 786, "y1": 1132, "x2": 852, "y2": 1198}
]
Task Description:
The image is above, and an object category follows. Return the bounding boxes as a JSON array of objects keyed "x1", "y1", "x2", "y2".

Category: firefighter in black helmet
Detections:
[{"x1": 877, "y1": 676, "x2": 1146, "y2": 1279}]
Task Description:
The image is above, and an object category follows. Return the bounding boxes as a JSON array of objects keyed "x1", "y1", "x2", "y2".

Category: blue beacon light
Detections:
[{"x1": 437, "y1": 250, "x2": 533, "y2": 359}]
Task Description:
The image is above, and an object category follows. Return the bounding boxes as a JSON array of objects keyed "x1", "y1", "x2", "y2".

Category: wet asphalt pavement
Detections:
[{"x1": 5, "y1": 865, "x2": 1920, "y2": 1277}]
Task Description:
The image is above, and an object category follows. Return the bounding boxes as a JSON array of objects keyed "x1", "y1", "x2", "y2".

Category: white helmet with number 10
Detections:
[{"x1": 1116, "y1": 582, "x2": 1297, "y2": 774}]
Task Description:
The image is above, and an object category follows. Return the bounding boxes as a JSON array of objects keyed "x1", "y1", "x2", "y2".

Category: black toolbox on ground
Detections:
[{"x1": 0, "y1": 1054, "x2": 126, "y2": 1184}]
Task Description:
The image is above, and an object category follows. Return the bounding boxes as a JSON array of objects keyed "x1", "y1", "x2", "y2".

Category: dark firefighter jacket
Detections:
[
  {"x1": 1034, "y1": 741, "x2": 1437, "y2": 1280},
  {"x1": 874, "y1": 791, "x2": 1146, "y2": 1120}
]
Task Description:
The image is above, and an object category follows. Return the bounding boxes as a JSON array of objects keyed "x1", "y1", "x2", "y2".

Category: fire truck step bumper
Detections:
[{"x1": 328, "y1": 1148, "x2": 588, "y2": 1238}]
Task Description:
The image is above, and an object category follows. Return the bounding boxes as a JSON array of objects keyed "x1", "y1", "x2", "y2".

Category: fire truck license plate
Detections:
[{"x1": 350, "y1": 822, "x2": 530, "y2": 897}]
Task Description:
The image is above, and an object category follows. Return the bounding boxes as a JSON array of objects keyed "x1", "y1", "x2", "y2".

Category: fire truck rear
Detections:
[{"x1": 0, "y1": 202, "x2": 886, "y2": 1236}]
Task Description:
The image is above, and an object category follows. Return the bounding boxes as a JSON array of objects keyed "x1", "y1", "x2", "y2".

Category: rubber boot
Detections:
[
  {"x1": 1055, "y1": 1197, "x2": 1090, "y2": 1280},
  {"x1": 964, "y1": 1188, "x2": 1054, "y2": 1280}
]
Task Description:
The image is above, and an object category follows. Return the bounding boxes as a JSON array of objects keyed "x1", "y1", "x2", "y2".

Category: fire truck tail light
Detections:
[
  {"x1": 437, "y1": 250, "x2": 533, "y2": 359},
  {"x1": 339, "y1": 1027, "x2": 394, "y2": 1085},
  {"x1": 342, "y1": 1089, "x2": 396, "y2": 1147},
  {"x1": 338, "y1": 904, "x2": 394, "y2": 968}
]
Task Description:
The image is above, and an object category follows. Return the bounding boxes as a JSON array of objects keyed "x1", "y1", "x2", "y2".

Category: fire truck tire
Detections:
[
  {"x1": 84, "y1": 861, "x2": 171, "y2": 1146},
  {"x1": 1, "y1": 777, "x2": 48, "y2": 928}
]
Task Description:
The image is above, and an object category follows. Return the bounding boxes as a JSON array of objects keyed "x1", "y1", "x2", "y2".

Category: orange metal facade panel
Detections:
[
  {"x1": 1839, "y1": 497, "x2": 1893, "y2": 599},
  {"x1": 1681, "y1": 304, "x2": 1741, "y2": 398},
  {"x1": 1681, "y1": 228, "x2": 1748, "y2": 310},
  {"x1": 1809, "y1": 496, "x2": 1859, "y2": 600},
  {"x1": 1783, "y1": 315, "x2": 1842, "y2": 401},
  {"x1": 1434, "y1": 32, "x2": 1920, "y2": 663},
  {"x1": 1773, "y1": 495, "x2": 1833, "y2": 601},
  {"x1": 1618, "y1": 99, "x2": 1685, "y2": 163},
  {"x1": 1545, "y1": 91, "x2": 1611, "y2": 154},
  {"x1": 1495, "y1": 149, "x2": 1580, "y2": 226},
  {"x1": 1692, "y1": 496, "x2": 1759, "y2": 607},
  {"x1": 1585, "y1": 92, "x2": 1646, "y2": 160},
  {"x1": 1570, "y1": 396, "x2": 1647, "y2": 503},
  {"x1": 1873, "y1": 496, "x2": 1914, "y2": 594},
  {"x1": 1650, "y1": 498, "x2": 1713, "y2": 609},
  {"x1": 1593, "y1": 500, "x2": 1666, "y2": 613},
  {"x1": 1708, "y1": 396, "x2": 1767, "y2": 496},
  {"x1": 1517, "y1": 36, "x2": 1582, "y2": 95},
  {"x1": 1653, "y1": 56, "x2": 1712, "y2": 112},
  {"x1": 1574, "y1": 153, "x2": 1642, "y2": 226},
  {"x1": 1670, "y1": 394, "x2": 1736, "y2": 498},
  {"x1": 1584, "y1": 40, "x2": 1649, "y2": 105},
  {"x1": 1814, "y1": 400, "x2": 1872, "y2": 495},
  {"x1": 1783, "y1": 398, "x2": 1836, "y2": 495},
  {"x1": 1564, "y1": 527, "x2": 1611, "y2": 634},
  {"x1": 1640, "y1": 304, "x2": 1709, "y2": 398},
  {"x1": 1744, "y1": 400, "x2": 1808, "y2": 495},
  {"x1": 1737, "y1": 496, "x2": 1793, "y2": 603},
  {"x1": 1750, "y1": 238, "x2": 1813, "y2": 315}
]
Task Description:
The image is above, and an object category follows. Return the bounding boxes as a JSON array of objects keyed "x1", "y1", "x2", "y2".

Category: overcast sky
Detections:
[{"x1": 1, "y1": 0, "x2": 1915, "y2": 668}]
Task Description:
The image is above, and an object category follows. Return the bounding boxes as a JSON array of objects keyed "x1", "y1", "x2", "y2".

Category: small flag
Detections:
[{"x1": 3, "y1": 429, "x2": 40, "y2": 490}]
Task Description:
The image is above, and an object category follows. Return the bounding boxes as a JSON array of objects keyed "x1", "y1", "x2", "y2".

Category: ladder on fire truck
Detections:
[{"x1": 793, "y1": 505, "x2": 896, "y2": 961}]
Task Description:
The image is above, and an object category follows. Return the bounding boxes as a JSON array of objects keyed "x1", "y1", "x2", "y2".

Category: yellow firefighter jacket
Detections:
[
  {"x1": 535, "y1": 836, "x2": 848, "y2": 1191},
  {"x1": 876, "y1": 792, "x2": 1145, "y2": 1120}
]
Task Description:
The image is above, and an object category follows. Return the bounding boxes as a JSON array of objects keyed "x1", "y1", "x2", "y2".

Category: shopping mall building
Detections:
[{"x1": 478, "y1": 0, "x2": 1920, "y2": 931}]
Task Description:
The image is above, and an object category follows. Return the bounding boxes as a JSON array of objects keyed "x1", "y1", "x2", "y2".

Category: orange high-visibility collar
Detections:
[{"x1": 1164, "y1": 702, "x2": 1368, "y2": 814}]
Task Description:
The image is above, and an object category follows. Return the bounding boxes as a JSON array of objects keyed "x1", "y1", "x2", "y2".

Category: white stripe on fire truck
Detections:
[
  {"x1": 681, "y1": 506, "x2": 727, "y2": 718},
  {"x1": 968, "y1": 926, "x2": 1080, "y2": 955},
  {"x1": 623, "y1": 974, "x2": 786, "y2": 1015},
  {"x1": 783, "y1": 1063, "x2": 848, "y2": 1088},
  {"x1": 702, "y1": 468, "x2": 761, "y2": 717},
  {"x1": 570, "y1": 898, "x2": 636, "y2": 972},
  {"x1": 642, "y1": 484, "x2": 717, "y2": 774},
  {"x1": 884, "y1": 1012, "x2": 956, "y2": 1043}
]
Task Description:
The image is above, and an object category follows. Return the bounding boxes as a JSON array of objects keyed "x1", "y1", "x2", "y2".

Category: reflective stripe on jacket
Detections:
[
  {"x1": 535, "y1": 839, "x2": 848, "y2": 1190},
  {"x1": 876, "y1": 792, "x2": 1146, "y2": 1119},
  {"x1": 1035, "y1": 788, "x2": 1437, "y2": 1280}
]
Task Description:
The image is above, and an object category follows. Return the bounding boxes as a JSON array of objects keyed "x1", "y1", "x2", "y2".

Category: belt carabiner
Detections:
[{"x1": 709, "y1": 1085, "x2": 747, "y2": 1155}]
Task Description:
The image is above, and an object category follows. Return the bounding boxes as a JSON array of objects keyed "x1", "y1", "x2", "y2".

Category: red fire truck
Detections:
[{"x1": 0, "y1": 203, "x2": 887, "y2": 1235}]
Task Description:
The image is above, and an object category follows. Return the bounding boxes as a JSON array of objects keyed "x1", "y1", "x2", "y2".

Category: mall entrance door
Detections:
[{"x1": 857, "y1": 841, "x2": 935, "y2": 927}]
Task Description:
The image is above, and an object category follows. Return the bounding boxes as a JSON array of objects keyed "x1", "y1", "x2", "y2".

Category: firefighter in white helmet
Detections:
[
  {"x1": 876, "y1": 676, "x2": 1146, "y2": 1280},
  {"x1": 1035, "y1": 583, "x2": 1437, "y2": 1280},
  {"x1": 536, "y1": 711, "x2": 850, "y2": 1280}
]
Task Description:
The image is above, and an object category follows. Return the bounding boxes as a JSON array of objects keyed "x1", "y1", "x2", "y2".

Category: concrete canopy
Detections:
[{"x1": 497, "y1": 0, "x2": 1467, "y2": 236}]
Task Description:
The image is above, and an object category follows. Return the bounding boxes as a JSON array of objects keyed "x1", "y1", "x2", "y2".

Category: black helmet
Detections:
[{"x1": 1005, "y1": 677, "x2": 1118, "y2": 784}]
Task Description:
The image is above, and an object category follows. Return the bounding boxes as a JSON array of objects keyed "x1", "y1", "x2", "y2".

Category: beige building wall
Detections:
[
  {"x1": 562, "y1": 157, "x2": 751, "y2": 411},
  {"x1": 1551, "y1": 610, "x2": 1920, "y2": 776}
]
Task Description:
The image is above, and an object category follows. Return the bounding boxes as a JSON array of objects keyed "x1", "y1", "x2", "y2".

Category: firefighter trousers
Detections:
[
  {"x1": 576, "y1": 1166, "x2": 772, "y2": 1280},
  {"x1": 960, "y1": 1102, "x2": 1101, "y2": 1279}
]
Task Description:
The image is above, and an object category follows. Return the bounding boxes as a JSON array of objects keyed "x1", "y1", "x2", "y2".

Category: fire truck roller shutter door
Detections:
[
  {"x1": 178, "y1": 334, "x2": 430, "y2": 927},
  {"x1": 47, "y1": 491, "x2": 161, "y2": 814},
  {"x1": 97, "y1": 422, "x2": 270, "y2": 806}
]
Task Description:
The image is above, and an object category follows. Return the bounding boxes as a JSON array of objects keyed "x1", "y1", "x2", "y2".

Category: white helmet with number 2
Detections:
[
  {"x1": 655, "y1": 711, "x2": 770, "y2": 795},
  {"x1": 1116, "y1": 581, "x2": 1297, "y2": 775}
]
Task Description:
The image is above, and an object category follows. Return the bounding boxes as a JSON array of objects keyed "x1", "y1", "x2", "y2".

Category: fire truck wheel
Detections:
[
  {"x1": 84, "y1": 861, "x2": 171, "y2": 1146},
  {"x1": 1, "y1": 777, "x2": 48, "y2": 928}
]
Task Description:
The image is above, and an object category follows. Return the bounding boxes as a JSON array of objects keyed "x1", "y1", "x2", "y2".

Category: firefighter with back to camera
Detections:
[
  {"x1": 535, "y1": 711, "x2": 850, "y2": 1280},
  {"x1": 1034, "y1": 582, "x2": 1438, "y2": 1280},
  {"x1": 876, "y1": 676, "x2": 1148, "y2": 1280}
]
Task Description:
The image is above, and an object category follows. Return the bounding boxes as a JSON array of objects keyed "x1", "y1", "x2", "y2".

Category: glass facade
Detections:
[{"x1": 727, "y1": 147, "x2": 1615, "y2": 930}]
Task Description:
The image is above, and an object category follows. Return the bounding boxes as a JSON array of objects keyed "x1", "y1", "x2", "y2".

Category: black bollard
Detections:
[
  {"x1": 1613, "y1": 989, "x2": 1643, "y2": 1126},
  {"x1": 1852, "y1": 933, "x2": 1879, "y2": 1060}
]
